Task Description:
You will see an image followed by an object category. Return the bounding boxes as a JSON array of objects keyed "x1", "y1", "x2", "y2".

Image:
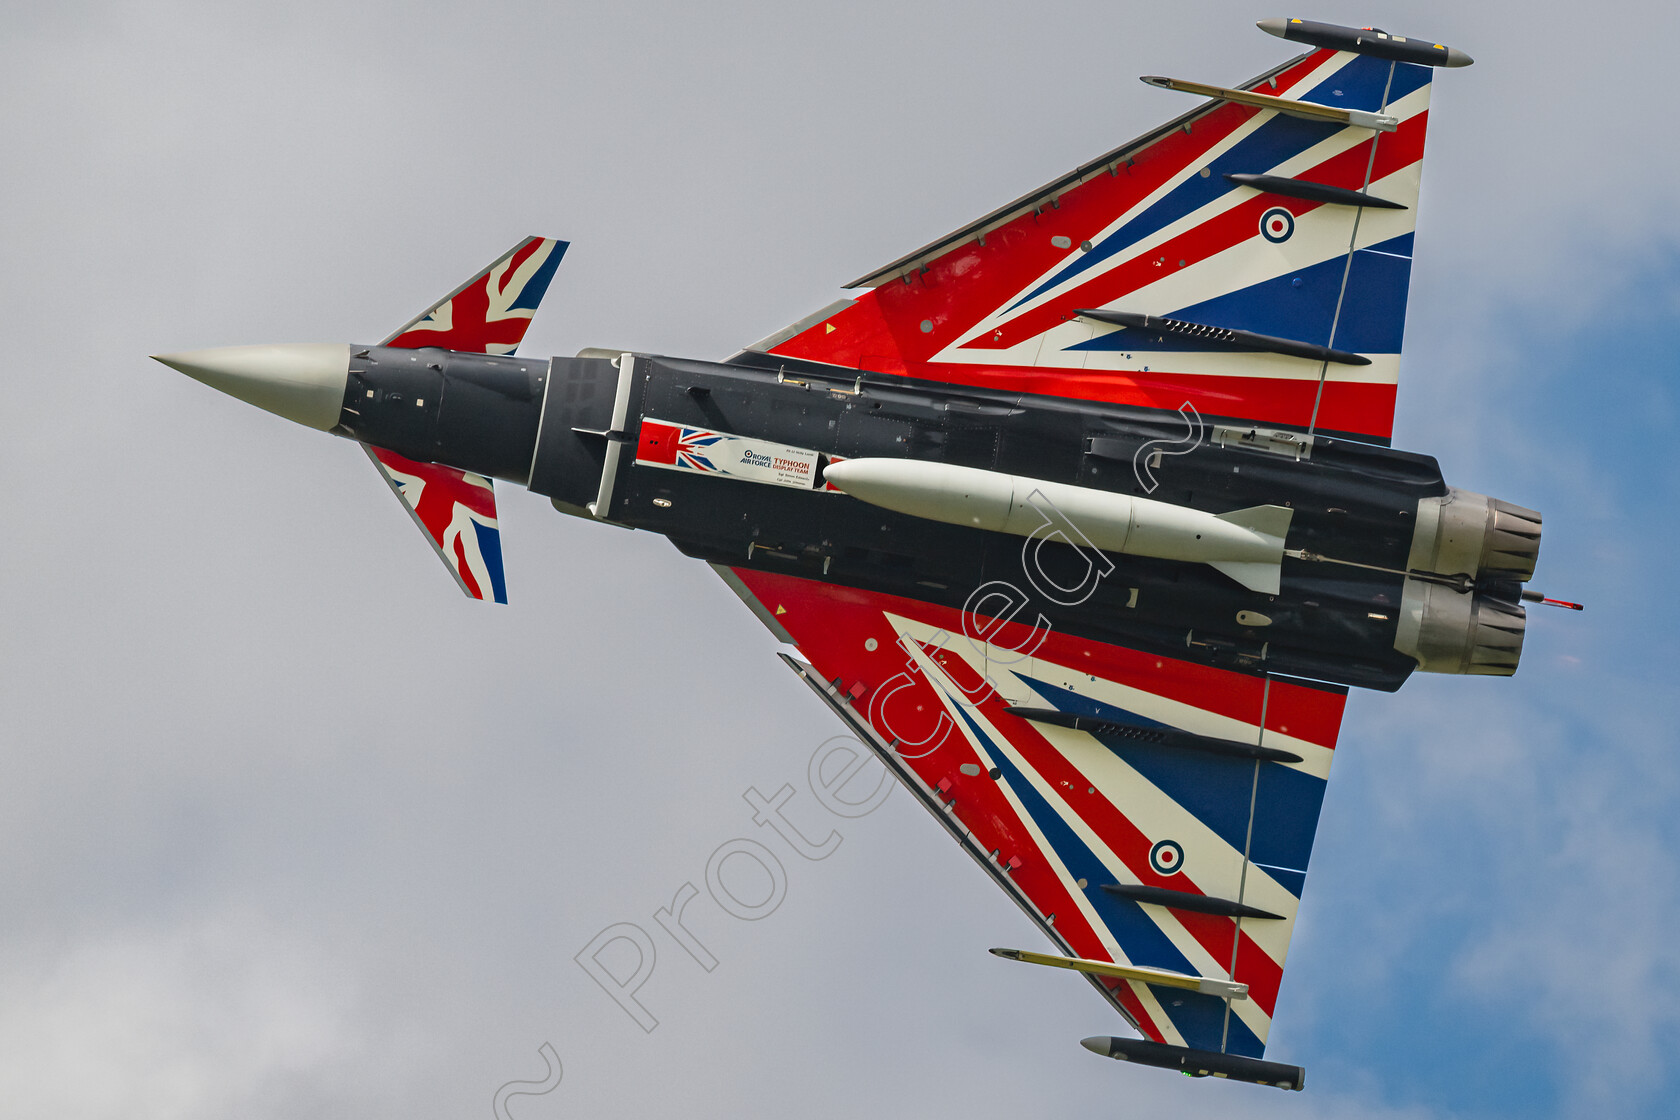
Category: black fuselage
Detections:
[{"x1": 334, "y1": 345, "x2": 1487, "y2": 692}]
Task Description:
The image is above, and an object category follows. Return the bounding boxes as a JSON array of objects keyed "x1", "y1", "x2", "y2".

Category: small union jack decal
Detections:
[
  {"x1": 636, "y1": 419, "x2": 823, "y2": 489},
  {"x1": 365, "y1": 446, "x2": 508, "y2": 603},
  {"x1": 383, "y1": 236, "x2": 567, "y2": 356},
  {"x1": 637, "y1": 421, "x2": 727, "y2": 472}
]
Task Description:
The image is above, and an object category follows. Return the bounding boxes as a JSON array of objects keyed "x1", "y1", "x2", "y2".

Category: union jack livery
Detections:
[
  {"x1": 384, "y1": 236, "x2": 566, "y2": 355},
  {"x1": 728, "y1": 568, "x2": 1343, "y2": 1065},
  {"x1": 637, "y1": 421, "x2": 726, "y2": 474},
  {"x1": 365, "y1": 445, "x2": 508, "y2": 604},
  {"x1": 157, "y1": 18, "x2": 1580, "y2": 1092},
  {"x1": 761, "y1": 42, "x2": 1428, "y2": 445},
  {"x1": 367, "y1": 236, "x2": 566, "y2": 601}
]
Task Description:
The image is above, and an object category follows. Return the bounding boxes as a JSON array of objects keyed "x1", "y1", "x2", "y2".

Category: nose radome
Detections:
[{"x1": 153, "y1": 343, "x2": 351, "y2": 430}]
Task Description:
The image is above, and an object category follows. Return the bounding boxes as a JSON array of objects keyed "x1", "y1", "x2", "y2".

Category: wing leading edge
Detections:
[
  {"x1": 750, "y1": 47, "x2": 1437, "y2": 444},
  {"x1": 721, "y1": 565, "x2": 1346, "y2": 1059}
]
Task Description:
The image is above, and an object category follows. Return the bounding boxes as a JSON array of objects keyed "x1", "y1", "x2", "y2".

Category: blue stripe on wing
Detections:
[
  {"x1": 948, "y1": 705, "x2": 1196, "y2": 973},
  {"x1": 1014, "y1": 676, "x2": 1327, "y2": 896},
  {"x1": 1147, "y1": 980, "x2": 1266, "y2": 1059},
  {"x1": 1300, "y1": 55, "x2": 1431, "y2": 112},
  {"x1": 507, "y1": 240, "x2": 567, "y2": 313},
  {"x1": 1068, "y1": 231, "x2": 1415, "y2": 356},
  {"x1": 949, "y1": 702, "x2": 1264, "y2": 1053},
  {"x1": 1008, "y1": 112, "x2": 1344, "y2": 312},
  {"x1": 472, "y1": 520, "x2": 508, "y2": 604},
  {"x1": 1008, "y1": 54, "x2": 1429, "y2": 318}
]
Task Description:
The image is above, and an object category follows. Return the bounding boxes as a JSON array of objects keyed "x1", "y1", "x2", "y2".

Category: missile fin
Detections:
[
  {"x1": 1208, "y1": 560, "x2": 1282, "y2": 595},
  {"x1": 1206, "y1": 504, "x2": 1291, "y2": 592},
  {"x1": 1215, "y1": 503, "x2": 1294, "y2": 542}
]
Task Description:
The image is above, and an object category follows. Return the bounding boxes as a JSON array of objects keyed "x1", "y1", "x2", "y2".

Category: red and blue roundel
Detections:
[
  {"x1": 1149, "y1": 839, "x2": 1185, "y2": 876},
  {"x1": 1259, "y1": 207, "x2": 1295, "y2": 243}
]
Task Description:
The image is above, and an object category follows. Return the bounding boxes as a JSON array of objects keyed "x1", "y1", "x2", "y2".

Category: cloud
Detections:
[{"x1": 0, "y1": 909, "x2": 364, "y2": 1120}]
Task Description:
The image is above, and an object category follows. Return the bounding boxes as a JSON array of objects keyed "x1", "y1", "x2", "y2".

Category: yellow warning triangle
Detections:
[
  {"x1": 824, "y1": 323, "x2": 835, "y2": 334},
  {"x1": 775, "y1": 605, "x2": 787, "y2": 615}
]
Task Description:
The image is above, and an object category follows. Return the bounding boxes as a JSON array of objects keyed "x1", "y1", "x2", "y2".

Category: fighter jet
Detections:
[{"x1": 154, "y1": 19, "x2": 1577, "y2": 1090}]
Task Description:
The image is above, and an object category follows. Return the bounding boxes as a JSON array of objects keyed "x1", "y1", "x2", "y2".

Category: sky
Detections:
[{"x1": 3, "y1": 2, "x2": 1678, "y2": 1117}]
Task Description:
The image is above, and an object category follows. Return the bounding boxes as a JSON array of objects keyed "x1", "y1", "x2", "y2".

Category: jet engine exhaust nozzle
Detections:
[{"x1": 1395, "y1": 487, "x2": 1543, "y2": 676}]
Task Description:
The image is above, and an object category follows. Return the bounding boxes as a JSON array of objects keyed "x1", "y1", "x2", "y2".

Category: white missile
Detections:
[{"x1": 821, "y1": 458, "x2": 1292, "y2": 593}]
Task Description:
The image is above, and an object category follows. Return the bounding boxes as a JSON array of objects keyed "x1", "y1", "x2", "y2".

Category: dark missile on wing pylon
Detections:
[
  {"x1": 1257, "y1": 18, "x2": 1473, "y2": 68},
  {"x1": 1223, "y1": 172, "x2": 1407, "y2": 211},
  {"x1": 1081, "y1": 1036, "x2": 1306, "y2": 1090},
  {"x1": 1002, "y1": 706, "x2": 1304, "y2": 764}
]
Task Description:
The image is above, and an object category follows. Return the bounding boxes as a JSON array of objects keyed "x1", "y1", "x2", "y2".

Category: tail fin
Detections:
[{"x1": 366, "y1": 237, "x2": 567, "y2": 602}]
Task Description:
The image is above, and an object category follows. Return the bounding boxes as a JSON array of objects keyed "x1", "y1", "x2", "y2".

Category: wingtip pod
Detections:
[
  {"x1": 1258, "y1": 17, "x2": 1473, "y2": 67},
  {"x1": 1080, "y1": 1036, "x2": 1305, "y2": 1091}
]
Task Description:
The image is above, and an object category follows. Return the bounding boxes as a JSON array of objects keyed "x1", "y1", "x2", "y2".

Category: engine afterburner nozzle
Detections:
[{"x1": 153, "y1": 343, "x2": 351, "y2": 430}]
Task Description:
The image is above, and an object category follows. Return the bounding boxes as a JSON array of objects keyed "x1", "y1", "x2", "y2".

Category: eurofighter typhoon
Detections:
[{"x1": 155, "y1": 18, "x2": 1578, "y2": 1091}]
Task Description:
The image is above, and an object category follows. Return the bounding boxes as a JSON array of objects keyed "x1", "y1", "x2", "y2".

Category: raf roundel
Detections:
[
  {"x1": 1149, "y1": 839, "x2": 1185, "y2": 876},
  {"x1": 1259, "y1": 207, "x2": 1295, "y2": 243}
]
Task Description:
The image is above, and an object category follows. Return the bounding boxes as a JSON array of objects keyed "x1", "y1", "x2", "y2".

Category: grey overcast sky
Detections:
[{"x1": 4, "y1": 3, "x2": 1679, "y2": 1118}]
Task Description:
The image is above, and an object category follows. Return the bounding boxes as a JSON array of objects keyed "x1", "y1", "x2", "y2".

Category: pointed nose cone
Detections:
[
  {"x1": 1080, "y1": 1036, "x2": 1114, "y2": 1057},
  {"x1": 1256, "y1": 18, "x2": 1289, "y2": 39},
  {"x1": 153, "y1": 343, "x2": 351, "y2": 430}
]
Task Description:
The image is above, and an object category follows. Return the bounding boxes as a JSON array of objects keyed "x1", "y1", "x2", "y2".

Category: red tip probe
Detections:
[{"x1": 1522, "y1": 590, "x2": 1584, "y2": 611}]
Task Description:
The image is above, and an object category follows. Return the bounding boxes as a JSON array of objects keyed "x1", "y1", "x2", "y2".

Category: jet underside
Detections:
[{"x1": 333, "y1": 342, "x2": 1532, "y2": 693}]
